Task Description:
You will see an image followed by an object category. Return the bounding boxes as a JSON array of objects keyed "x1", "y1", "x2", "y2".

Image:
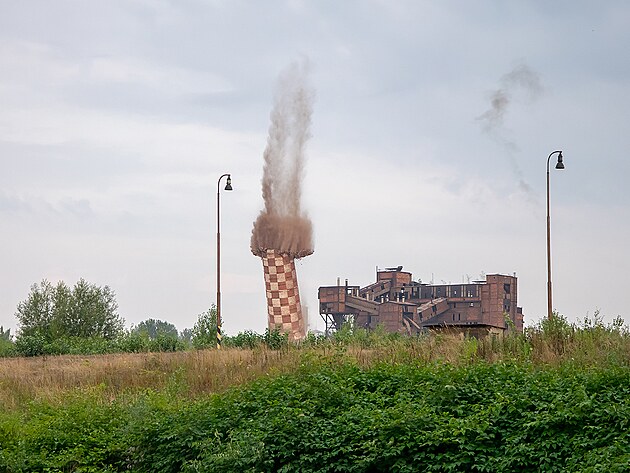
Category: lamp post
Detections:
[
  {"x1": 546, "y1": 151, "x2": 564, "y2": 320},
  {"x1": 216, "y1": 173, "x2": 232, "y2": 349}
]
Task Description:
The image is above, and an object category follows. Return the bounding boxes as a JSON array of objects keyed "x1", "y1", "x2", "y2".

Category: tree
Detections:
[
  {"x1": 0, "y1": 326, "x2": 14, "y2": 357},
  {"x1": 179, "y1": 328, "x2": 193, "y2": 344},
  {"x1": 133, "y1": 318, "x2": 178, "y2": 340},
  {"x1": 15, "y1": 279, "x2": 124, "y2": 341},
  {"x1": 14, "y1": 280, "x2": 56, "y2": 338},
  {"x1": 0, "y1": 326, "x2": 11, "y2": 341},
  {"x1": 191, "y1": 305, "x2": 217, "y2": 349}
]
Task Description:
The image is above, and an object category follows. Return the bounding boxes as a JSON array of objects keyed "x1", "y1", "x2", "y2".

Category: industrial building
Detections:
[{"x1": 318, "y1": 267, "x2": 524, "y2": 336}]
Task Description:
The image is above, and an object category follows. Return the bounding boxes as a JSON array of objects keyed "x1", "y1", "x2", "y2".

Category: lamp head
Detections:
[
  {"x1": 225, "y1": 175, "x2": 233, "y2": 191},
  {"x1": 555, "y1": 152, "x2": 565, "y2": 170}
]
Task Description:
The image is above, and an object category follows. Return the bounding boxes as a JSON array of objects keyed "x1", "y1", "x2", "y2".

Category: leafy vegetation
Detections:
[
  {"x1": 0, "y1": 326, "x2": 15, "y2": 357},
  {"x1": 132, "y1": 318, "x2": 179, "y2": 340},
  {"x1": 14, "y1": 279, "x2": 124, "y2": 343},
  {"x1": 0, "y1": 326, "x2": 10, "y2": 341},
  {"x1": 4, "y1": 292, "x2": 295, "y2": 357},
  {"x1": 0, "y1": 313, "x2": 629, "y2": 472},
  {"x1": 190, "y1": 305, "x2": 218, "y2": 349}
]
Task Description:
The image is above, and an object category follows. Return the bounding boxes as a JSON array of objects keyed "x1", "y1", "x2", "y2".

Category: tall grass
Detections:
[
  {"x1": 0, "y1": 315, "x2": 629, "y2": 472},
  {"x1": 1, "y1": 313, "x2": 628, "y2": 412},
  {"x1": 0, "y1": 348, "x2": 300, "y2": 411}
]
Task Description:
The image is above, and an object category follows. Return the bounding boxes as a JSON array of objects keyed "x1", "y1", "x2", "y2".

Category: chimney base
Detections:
[{"x1": 261, "y1": 249, "x2": 306, "y2": 341}]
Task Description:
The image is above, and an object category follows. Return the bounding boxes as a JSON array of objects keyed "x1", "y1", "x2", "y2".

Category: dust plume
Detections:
[
  {"x1": 477, "y1": 64, "x2": 543, "y2": 199},
  {"x1": 251, "y1": 61, "x2": 314, "y2": 259}
]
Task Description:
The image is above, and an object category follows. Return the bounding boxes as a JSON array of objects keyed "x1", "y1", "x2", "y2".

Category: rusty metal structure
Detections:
[{"x1": 319, "y1": 267, "x2": 523, "y2": 336}]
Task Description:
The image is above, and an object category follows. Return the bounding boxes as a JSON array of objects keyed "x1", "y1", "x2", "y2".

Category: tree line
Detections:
[{"x1": 0, "y1": 278, "x2": 291, "y2": 357}]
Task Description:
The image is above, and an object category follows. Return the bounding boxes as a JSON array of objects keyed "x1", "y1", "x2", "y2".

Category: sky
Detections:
[{"x1": 1, "y1": 0, "x2": 629, "y2": 336}]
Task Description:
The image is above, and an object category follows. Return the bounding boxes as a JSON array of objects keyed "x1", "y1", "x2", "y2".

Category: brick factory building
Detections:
[{"x1": 318, "y1": 267, "x2": 524, "y2": 336}]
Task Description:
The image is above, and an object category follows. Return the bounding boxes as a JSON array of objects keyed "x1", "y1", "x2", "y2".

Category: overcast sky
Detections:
[{"x1": 2, "y1": 1, "x2": 629, "y2": 335}]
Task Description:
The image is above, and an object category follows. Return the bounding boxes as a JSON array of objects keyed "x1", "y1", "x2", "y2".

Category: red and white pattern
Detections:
[{"x1": 261, "y1": 249, "x2": 306, "y2": 341}]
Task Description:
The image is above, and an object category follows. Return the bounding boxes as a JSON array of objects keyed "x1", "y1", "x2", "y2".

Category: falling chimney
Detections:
[
  {"x1": 261, "y1": 249, "x2": 306, "y2": 340},
  {"x1": 250, "y1": 61, "x2": 314, "y2": 342}
]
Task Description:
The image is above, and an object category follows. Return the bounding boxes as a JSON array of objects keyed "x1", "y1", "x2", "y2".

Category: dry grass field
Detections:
[
  {"x1": 2, "y1": 316, "x2": 629, "y2": 412},
  {"x1": 1, "y1": 320, "x2": 629, "y2": 472},
  {"x1": 0, "y1": 333, "x2": 483, "y2": 410},
  {"x1": 0, "y1": 348, "x2": 297, "y2": 410}
]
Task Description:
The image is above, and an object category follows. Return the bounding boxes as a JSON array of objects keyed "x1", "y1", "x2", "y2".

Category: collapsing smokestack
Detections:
[
  {"x1": 251, "y1": 61, "x2": 314, "y2": 341},
  {"x1": 262, "y1": 249, "x2": 306, "y2": 340}
]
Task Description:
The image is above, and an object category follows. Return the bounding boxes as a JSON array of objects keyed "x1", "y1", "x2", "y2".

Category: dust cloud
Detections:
[{"x1": 251, "y1": 61, "x2": 314, "y2": 259}]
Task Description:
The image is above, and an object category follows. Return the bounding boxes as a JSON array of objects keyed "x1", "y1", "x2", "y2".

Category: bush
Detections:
[
  {"x1": 114, "y1": 331, "x2": 151, "y2": 353},
  {"x1": 1, "y1": 319, "x2": 630, "y2": 471},
  {"x1": 191, "y1": 306, "x2": 217, "y2": 349},
  {"x1": 14, "y1": 333, "x2": 47, "y2": 357},
  {"x1": 226, "y1": 330, "x2": 264, "y2": 349},
  {"x1": 5, "y1": 360, "x2": 623, "y2": 472},
  {"x1": 149, "y1": 334, "x2": 185, "y2": 352},
  {"x1": 263, "y1": 328, "x2": 289, "y2": 350},
  {"x1": 0, "y1": 338, "x2": 16, "y2": 357}
]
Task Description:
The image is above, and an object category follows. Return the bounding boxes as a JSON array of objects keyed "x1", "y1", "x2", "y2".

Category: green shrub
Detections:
[
  {"x1": 263, "y1": 327, "x2": 289, "y2": 350},
  {"x1": 1, "y1": 345, "x2": 630, "y2": 471},
  {"x1": 191, "y1": 306, "x2": 217, "y2": 349},
  {"x1": 114, "y1": 331, "x2": 151, "y2": 353},
  {"x1": 1, "y1": 389, "x2": 130, "y2": 472},
  {"x1": 14, "y1": 333, "x2": 47, "y2": 357},
  {"x1": 225, "y1": 330, "x2": 264, "y2": 349},
  {"x1": 124, "y1": 361, "x2": 630, "y2": 473},
  {"x1": 0, "y1": 338, "x2": 15, "y2": 357},
  {"x1": 148, "y1": 334, "x2": 185, "y2": 352}
]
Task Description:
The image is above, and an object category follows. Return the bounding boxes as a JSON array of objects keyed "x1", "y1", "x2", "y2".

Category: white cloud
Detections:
[
  {"x1": 88, "y1": 56, "x2": 233, "y2": 95},
  {"x1": 1, "y1": 0, "x2": 629, "y2": 336},
  {"x1": 0, "y1": 104, "x2": 263, "y2": 168}
]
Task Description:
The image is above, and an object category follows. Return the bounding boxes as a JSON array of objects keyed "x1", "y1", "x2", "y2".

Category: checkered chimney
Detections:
[{"x1": 261, "y1": 249, "x2": 306, "y2": 341}]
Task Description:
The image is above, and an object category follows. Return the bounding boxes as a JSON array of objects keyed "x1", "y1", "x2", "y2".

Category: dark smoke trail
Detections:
[
  {"x1": 251, "y1": 61, "x2": 314, "y2": 259},
  {"x1": 477, "y1": 64, "x2": 543, "y2": 200},
  {"x1": 477, "y1": 64, "x2": 543, "y2": 135}
]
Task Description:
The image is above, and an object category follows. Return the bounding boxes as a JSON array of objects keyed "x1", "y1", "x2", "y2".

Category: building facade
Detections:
[{"x1": 318, "y1": 267, "x2": 524, "y2": 336}]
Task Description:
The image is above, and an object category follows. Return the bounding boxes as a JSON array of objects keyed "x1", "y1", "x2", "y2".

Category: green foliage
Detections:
[
  {"x1": 189, "y1": 306, "x2": 289, "y2": 350},
  {"x1": 0, "y1": 325, "x2": 11, "y2": 341},
  {"x1": 0, "y1": 326, "x2": 15, "y2": 356},
  {"x1": 6, "y1": 332, "x2": 188, "y2": 358},
  {"x1": 0, "y1": 387, "x2": 130, "y2": 472},
  {"x1": 225, "y1": 329, "x2": 264, "y2": 349},
  {"x1": 191, "y1": 306, "x2": 217, "y2": 349},
  {"x1": 1, "y1": 312, "x2": 630, "y2": 470},
  {"x1": 15, "y1": 279, "x2": 124, "y2": 343},
  {"x1": 13, "y1": 333, "x2": 47, "y2": 357},
  {"x1": 115, "y1": 331, "x2": 152, "y2": 353},
  {"x1": 2, "y1": 360, "x2": 629, "y2": 472},
  {"x1": 133, "y1": 318, "x2": 179, "y2": 340},
  {"x1": 538, "y1": 311, "x2": 574, "y2": 354},
  {"x1": 263, "y1": 327, "x2": 289, "y2": 350},
  {"x1": 179, "y1": 327, "x2": 193, "y2": 344},
  {"x1": 524, "y1": 311, "x2": 630, "y2": 366},
  {"x1": 149, "y1": 334, "x2": 186, "y2": 352},
  {"x1": 0, "y1": 340, "x2": 16, "y2": 357},
  {"x1": 329, "y1": 324, "x2": 411, "y2": 349}
]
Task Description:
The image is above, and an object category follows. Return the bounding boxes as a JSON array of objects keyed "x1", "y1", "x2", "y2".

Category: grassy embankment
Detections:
[{"x1": 1, "y1": 315, "x2": 629, "y2": 472}]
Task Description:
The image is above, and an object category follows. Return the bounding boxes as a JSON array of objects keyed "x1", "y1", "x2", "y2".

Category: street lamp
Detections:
[
  {"x1": 546, "y1": 151, "x2": 564, "y2": 320},
  {"x1": 216, "y1": 173, "x2": 232, "y2": 349}
]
